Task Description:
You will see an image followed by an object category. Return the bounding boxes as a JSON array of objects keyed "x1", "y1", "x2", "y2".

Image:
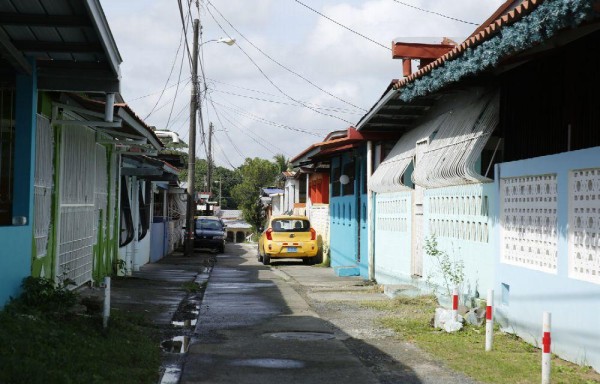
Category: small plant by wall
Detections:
[{"x1": 424, "y1": 235, "x2": 465, "y2": 299}]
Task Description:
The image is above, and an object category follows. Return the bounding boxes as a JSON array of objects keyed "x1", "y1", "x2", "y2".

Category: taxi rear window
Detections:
[{"x1": 271, "y1": 219, "x2": 310, "y2": 232}]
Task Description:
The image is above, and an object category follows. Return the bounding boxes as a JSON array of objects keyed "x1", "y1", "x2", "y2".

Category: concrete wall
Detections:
[
  {"x1": 494, "y1": 146, "x2": 600, "y2": 371},
  {"x1": 150, "y1": 222, "x2": 165, "y2": 262},
  {"x1": 374, "y1": 191, "x2": 413, "y2": 284},
  {"x1": 423, "y1": 183, "x2": 497, "y2": 299}
]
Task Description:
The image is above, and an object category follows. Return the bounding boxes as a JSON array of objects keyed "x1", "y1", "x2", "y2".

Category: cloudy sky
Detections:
[{"x1": 101, "y1": 0, "x2": 505, "y2": 169}]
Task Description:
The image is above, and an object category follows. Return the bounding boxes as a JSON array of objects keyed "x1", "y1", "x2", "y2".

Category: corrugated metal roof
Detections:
[{"x1": 0, "y1": 0, "x2": 121, "y2": 92}]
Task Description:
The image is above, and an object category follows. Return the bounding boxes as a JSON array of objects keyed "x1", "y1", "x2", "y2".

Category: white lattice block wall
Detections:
[
  {"x1": 377, "y1": 197, "x2": 410, "y2": 233},
  {"x1": 569, "y1": 168, "x2": 600, "y2": 284},
  {"x1": 427, "y1": 190, "x2": 490, "y2": 243},
  {"x1": 309, "y1": 204, "x2": 329, "y2": 244},
  {"x1": 501, "y1": 174, "x2": 558, "y2": 273}
]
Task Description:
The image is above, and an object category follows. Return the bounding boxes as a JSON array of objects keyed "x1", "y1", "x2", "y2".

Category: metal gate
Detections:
[
  {"x1": 56, "y1": 123, "x2": 96, "y2": 286},
  {"x1": 33, "y1": 115, "x2": 53, "y2": 273}
]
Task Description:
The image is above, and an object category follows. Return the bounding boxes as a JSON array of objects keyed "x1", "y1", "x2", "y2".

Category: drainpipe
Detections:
[
  {"x1": 163, "y1": 188, "x2": 168, "y2": 257},
  {"x1": 155, "y1": 131, "x2": 180, "y2": 144},
  {"x1": 367, "y1": 141, "x2": 375, "y2": 281},
  {"x1": 104, "y1": 93, "x2": 115, "y2": 122},
  {"x1": 130, "y1": 176, "x2": 140, "y2": 273}
]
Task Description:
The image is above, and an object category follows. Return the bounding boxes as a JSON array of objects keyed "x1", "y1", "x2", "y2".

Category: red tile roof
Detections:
[{"x1": 393, "y1": 0, "x2": 541, "y2": 91}]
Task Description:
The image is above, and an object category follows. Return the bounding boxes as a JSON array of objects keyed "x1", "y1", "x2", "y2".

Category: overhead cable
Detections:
[
  {"x1": 204, "y1": 5, "x2": 354, "y2": 126},
  {"x1": 292, "y1": 0, "x2": 390, "y2": 51},
  {"x1": 206, "y1": 0, "x2": 366, "y2": 112},
  {"x1": 391, "y1": 0, "x2": 478, "y2": 25}
]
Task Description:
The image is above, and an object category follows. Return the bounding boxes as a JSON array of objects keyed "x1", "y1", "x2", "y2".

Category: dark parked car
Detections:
[{"x1": 194, "y1": 216, "x2": 226, "y2": 253}]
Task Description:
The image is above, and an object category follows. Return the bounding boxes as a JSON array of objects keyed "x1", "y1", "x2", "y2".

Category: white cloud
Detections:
[{"x1": 101, "y1": 0, "x2": 506, "y2": 168}]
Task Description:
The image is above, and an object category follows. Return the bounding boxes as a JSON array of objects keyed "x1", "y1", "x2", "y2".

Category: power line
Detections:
[
  {"x1": 212, "y1": 134, "x2": 240, "y2": 169},
  {"x1": 177, "y1": 0, "x2": 194, "y2": 66},
  {"x1": 206, "y1": 0, "x2": 366, "y2": 112},
  {"x1": 128, "y1": 77, "x2": 191, "y2": 101},
  {"x1": 204, "y1": 5, "x2": 354, "y2": 126},
  {"x1": 210, "y1": 98, "x2": 322, "y2": 137},
  {"x1": 391, "y1": 0, "x2": 478, "y2": 25},
  {"x1": 144, "y1": 23, "x2": 186, "y2": 119},
  {"x1": 165, "y1": 41, "x2": 188, "y2": 128},
  {"x1": 292, "y1": 0, "x2": 390, "y2": 51},
  {"x1": 210, "y1": 88, "x2": 363, "y2": 115}
]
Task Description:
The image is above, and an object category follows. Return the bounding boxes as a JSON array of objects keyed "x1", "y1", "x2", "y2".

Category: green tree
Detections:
[
  {"x1": 231, "y1": 158, "x2": 279, "y2": 231},
  {"x1": 273, "y1": 153, "x2": 289, "y2": 173}
]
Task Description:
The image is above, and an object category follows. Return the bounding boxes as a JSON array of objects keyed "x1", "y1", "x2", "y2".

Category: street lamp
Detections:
[{"x1": 184, "y1": 26, "x2": 236, "y2": 257}]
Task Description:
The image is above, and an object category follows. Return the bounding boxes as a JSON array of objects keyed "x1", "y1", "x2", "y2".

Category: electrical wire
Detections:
[
  {"x1": 129, "y1": 77, "x2": 191, "y2": 101},
  {"x1": 165, "y1": 40, "x2": 188, "y2": 128},
  {"x1": 292, "y1": 0, "x2": 390, "y2": 51},
  {"x1": 390, "y1": 0, "x2": 478, "y2": 25},
  {"x1": 177, "y1": 0, "x2": 194, "y2": 66},
  {"x1": 144, "y1": 22, "x2": 186, "y2": 119},
  {"x1": 210, "y1": 99, "x2": 322, "y2": 137},
  {"x1": 210, "y1": 88, "x2": 363, "y2": 115},
  {"x1": 206, "y1": 0, "x2": 367, "y2": 112},
  {"x1": 204, "y1": 5, "x2": 354, "y2": 126}
]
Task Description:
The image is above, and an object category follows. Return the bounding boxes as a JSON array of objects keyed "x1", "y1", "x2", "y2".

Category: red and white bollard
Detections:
[
  {"x1": 542, "y1": 312, "x2": 552, "y2": 384},
  {"x1": 452, "y1": 286, "x2": 459, "y2": 322},
  {"x1": 485, "y1": 289, "x2": 494, "y2": 351}
]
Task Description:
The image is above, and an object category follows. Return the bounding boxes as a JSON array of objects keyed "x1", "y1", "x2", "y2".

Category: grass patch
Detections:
[
  {"x1": 0, "y1": 278, "x2": 161, "y2": 384},
  {"x1": 362, "y1": 296, "x2": 600, "y2": 384},
  {"x1": 181, "y1": 281, "x2": 203, "y2": 293}
]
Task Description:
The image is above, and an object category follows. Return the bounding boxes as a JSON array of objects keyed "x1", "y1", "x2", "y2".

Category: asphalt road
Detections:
[{"x1": 180, "y1": 244, "x2": 478, "y2": 384}]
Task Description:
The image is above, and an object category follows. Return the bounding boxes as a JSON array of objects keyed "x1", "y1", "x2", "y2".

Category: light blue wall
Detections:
[
  {"x1": 329, "y1": 150, "x2": 369, "y2": 277},
  {"x1": 374, "y1": 191, "x2": 413, "y2": 284},
  {"x1": 423, "y1": 183, "x2": 497, "y2": 299},
  {"x1": 150, "y1": 222, "x2": 165, "y2": 262},
  {"x1": 494, "y1": 147, "x2": 600, "y2": 371},
  {"x1": 0, "y1": 64, "x2": 37, "y2": 307}
]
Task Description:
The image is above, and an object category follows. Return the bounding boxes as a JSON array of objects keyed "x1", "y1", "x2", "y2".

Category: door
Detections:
[{"x1": 411, "y1": 139, "x2": 428, "y2": 277}]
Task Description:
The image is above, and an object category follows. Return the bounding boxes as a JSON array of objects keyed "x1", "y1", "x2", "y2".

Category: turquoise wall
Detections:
[
  {"x1": 494, "y1": 146, "x2": 600, "y2": 372},
  {"x1": 0, "y1": 64, "x2": 37, "y2": 307},
  {"x1": 329, "y1": 150, "x2": 369, "y2": 277}
]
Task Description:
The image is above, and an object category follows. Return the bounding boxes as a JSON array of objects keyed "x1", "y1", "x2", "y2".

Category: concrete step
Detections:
[
  {"x1": 383, "y1": 284, "x2": 421, "y2": 299},
  {"x1": 333, "y1": 266, "x2": 360, "y2": 277}
]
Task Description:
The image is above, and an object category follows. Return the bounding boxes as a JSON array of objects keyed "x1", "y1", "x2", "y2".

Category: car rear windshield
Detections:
[
  {"x1": 271, "y1": 219, "x2": 310, "y2": 232},
  {"x1": 195, "y1": 219, "x2": 223, "y2": 230}
]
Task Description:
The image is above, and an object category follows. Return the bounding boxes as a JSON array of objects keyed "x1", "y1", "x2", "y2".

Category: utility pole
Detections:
[
  {"x1": 185, "y1": 19, "x2": 200, "y2": 257},
  {"x1": 207, "y1": 122, "x2": 213, "y2": 199}
]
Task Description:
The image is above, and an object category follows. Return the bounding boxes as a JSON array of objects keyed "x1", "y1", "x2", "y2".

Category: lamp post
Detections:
[
  {"x1": 214, "y1": 179, "x2": 222, "y2": 207},
  {"x1": 185, "y1": 29, "x2": 235, "y2": 256}
]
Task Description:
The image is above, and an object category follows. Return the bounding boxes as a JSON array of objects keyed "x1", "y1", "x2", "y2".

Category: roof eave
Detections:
[
  {"x1": 83, "y1": 0, "x2": 122, "y2": 80},
  {"x1": 116, "y1": 107, "x2": 163, "y2": 150}
]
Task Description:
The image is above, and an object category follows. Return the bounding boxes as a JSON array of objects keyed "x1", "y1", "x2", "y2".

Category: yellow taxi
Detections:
[{"x1": 258, "y1": 215, "x2": 320, "y2": 265}]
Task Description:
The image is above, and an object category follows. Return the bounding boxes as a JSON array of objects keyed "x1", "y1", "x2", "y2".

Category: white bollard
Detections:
[
  {"x1": 103, "y1": 277, "x2": 111, "y2": 329},
  {"x1": 485, "y1": 289, "x2": 494, "y2": 351},
  {"x1": 452, "y1": 286, "x2": 459, "y2": 322},
  {"x1": 542, "y1": 312, "x2": 552, "y2": 384}
]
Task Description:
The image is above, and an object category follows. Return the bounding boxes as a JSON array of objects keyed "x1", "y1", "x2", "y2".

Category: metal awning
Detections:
[
  {"x1": 0, "y1": 0, "x2": 121, "y2": 92},
  {"x1": 356, "y1": 85, "x2": 438, "y2": 133}
]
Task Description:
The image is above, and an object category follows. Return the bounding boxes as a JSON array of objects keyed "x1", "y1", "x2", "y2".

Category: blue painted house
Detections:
[
  {"x1": 0, "y1": 0, "x2": 173, "y2": 307},
  {"x1": 291, "y1": 127, "x2": 397, "y2": 278},
  {"x1": 357, "y1": 0, "x2": 600, "y2": 372}
]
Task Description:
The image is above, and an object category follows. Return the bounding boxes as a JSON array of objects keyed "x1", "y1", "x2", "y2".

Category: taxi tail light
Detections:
[
  {"x1": 265, "y1": 228, "x2": 273, "y2": 241},
  {"x1": 310, "y1": 228, "x2": 316, "y2": 240}
]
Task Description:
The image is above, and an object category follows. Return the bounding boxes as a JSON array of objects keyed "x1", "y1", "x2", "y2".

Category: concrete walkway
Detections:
[{"x1": 180, "y1": 244, "x2": 381, "y2": 383}]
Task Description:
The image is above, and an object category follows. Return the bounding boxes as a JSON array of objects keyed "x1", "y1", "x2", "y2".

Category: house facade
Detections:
[
  {"x1": 0, "y1": 0, "x2": 125, "y2": 306},
  {"x1": 356, "y1": 0, "x2": 600, "y2": 371}
]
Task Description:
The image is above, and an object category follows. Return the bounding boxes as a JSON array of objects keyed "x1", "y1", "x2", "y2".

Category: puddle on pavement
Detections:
[
  {"x1": 161, "y1": 336, "x2": 190, "y2": 354},
  {"x1": 229, "y1": 358, "x2": 305, "y2": 369},
  {"x1": 171, "y1": 319, "x2": 197, "y2": 327},
  {"x1": 265, "y1": 331, "x2": 336, "y2": 341},
  {"x1": 160, "y1": 365, "x2": 181, "y2": 384}
]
